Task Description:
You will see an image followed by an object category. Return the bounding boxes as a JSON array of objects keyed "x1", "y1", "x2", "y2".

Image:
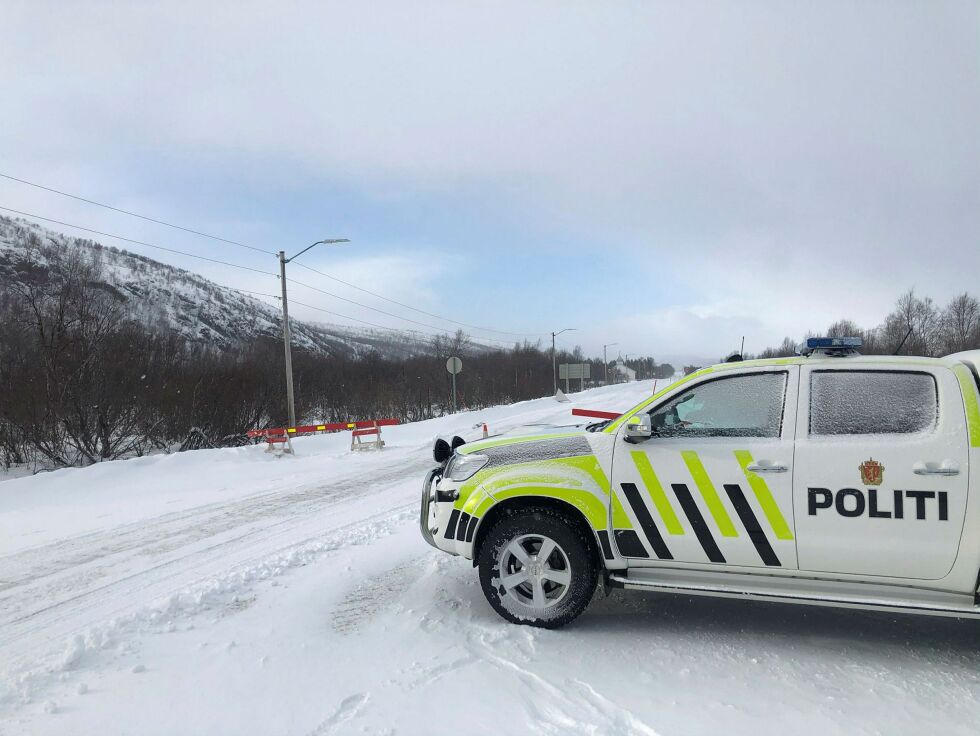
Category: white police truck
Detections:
[{"x1": 421, "y1": 338, "x2": 980, "y2": 628}]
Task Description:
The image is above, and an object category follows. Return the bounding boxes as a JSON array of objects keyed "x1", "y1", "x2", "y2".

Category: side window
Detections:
[
  {"x1": 648, "y1": 372, "x2": 787, "y2": 438},
  {"x1": 809, "y1": 371, "x2": 937, "y2": 436}
]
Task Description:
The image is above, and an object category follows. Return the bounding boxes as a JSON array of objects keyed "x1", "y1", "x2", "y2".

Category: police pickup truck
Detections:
[{"x1": 421, "y1": 338, "x2": 980, "y2": 628}]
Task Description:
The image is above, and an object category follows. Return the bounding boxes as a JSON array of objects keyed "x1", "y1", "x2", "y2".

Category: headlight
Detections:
[{"x1": 447, "y1": 453, "x2": 489, "y2": 481}]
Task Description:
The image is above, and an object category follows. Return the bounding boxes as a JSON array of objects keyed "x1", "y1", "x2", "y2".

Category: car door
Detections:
[
  {"x1": 610, "y1": 367, "x2": 800, "y2": 570},
  {"x1": 793, "y1": 365, "x2": 969, "y2": 580}
]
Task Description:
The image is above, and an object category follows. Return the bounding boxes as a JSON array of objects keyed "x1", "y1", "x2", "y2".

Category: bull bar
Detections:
[{"x1": 420, "y1": 467, "x2": 443, "y2": 549}]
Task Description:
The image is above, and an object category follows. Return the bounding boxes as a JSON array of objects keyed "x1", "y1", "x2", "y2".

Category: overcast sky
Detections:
[{"x1": 2, "y1": 1, "x2": 977, "y2": 363}]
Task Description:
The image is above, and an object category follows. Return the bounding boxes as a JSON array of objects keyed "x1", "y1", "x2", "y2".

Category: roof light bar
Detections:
[{"x1": 801, "y1": 336, "x2": 862, "y2": 356}]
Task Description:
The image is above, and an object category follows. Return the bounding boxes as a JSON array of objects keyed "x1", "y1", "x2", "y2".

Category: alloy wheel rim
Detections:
[{"x1": 495, "y1": 533, "x2": 572, "y2": 611}]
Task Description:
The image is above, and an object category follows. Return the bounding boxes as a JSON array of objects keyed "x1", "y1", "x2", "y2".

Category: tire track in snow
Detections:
[
  {"x1": 0, "y1": 453, "x2": 429, "y2": 599},
  {"x1": 361, "y1": 550, "x2": 662, "y2": 736},
  {"x1": 357, "y1": 547, "x2": 663, "y2": 736},
  {"x1": 0, "y1": 456, "x2": 432, "y2": 681},
  {"x1": 2, "y1": 500, "x2": 406, "y2": 655},
  {"x1": 0, "y1": 454, "x2": 433, "y2": 627},
  {"x1": 331, "y1": 559, "x2": 427, "y2": 636},
  {"x1": 1, "y1": 502, "x2": 420, "y2": 703},
  {"x1": 467, "y1": 631, "x2": 662, "y2": 736},
  {"x1": 308, "y1": 693, "x2": 370, "y2": 735}
]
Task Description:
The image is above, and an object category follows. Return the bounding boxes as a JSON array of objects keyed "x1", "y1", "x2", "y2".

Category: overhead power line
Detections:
[
  {"x1": 293, "y1": 261, "x2": 544, "y2": 338},
  {"x1": 0, "y1": 206, "x2": 518, "y2": 346},
  {"x1": 288, "y1": 277, "x2": 517, "y2": 346},
  {"x1": 291, "y1": 297, "x2": 451, "y2": 339},
  {"x1": 0, "y1": 205, "x2": 520, "y2": 354},
  {"x1": 0, "y1": 173, "x2": 543, "y2": 340},
  {"x1": 0, "y1": 206, "x2": 276, "y2": 276},
  {"x1": 0, "y1": 172, "x2": 274, "y2": 255},
  {"x1": 250, "y1": 292, "x2": 505, "y2": 350},
  {"x1": 1, "y1": 199, "x2": 539, "y2": 346},
  {"x1": 289, "y1": 297, "x2": 508, "y2": 350},
  {"x1": 233, "y1": 288, "x2": 282, "y2": 299}
]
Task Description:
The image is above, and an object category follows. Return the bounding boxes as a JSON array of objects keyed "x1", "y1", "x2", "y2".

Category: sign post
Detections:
[{"x1": 446, "y1": 356, "x2": 463, "y2": 413}]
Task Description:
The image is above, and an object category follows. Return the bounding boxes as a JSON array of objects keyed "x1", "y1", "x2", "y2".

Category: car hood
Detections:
[{"x1": 456, "y1": 425, "x2": 593, "y2": 464}]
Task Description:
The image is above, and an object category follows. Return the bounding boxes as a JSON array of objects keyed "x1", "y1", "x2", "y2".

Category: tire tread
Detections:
[{"x1": 477, "y1": 506, "x2": 598, "y2": 628}]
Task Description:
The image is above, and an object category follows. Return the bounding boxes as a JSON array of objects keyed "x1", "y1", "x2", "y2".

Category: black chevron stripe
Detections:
[
  {"x1": 596, "y1": 530, "x2": 615, "y2": 560},
  {"x1": 613, "y1": 529, "x2": 649, "y2": 558},
  {"x1": 456, "y1": 512, "x2": 471, "y2": 542},
  {"x1": 465, "y1": 514, "x2": 479, "y2": 543},
  {"x1": 620, "y1": 483, "x2": 673, "y2": 559},
  {"x1": 723, "y1": 483, "x2": 781, "y2": 567},
  {"x1": 671, "y1": 483, "x2": 726, "y2": 563},
  {"x1": 443, "y1": 509, "x2": 460, "y2": 540}
]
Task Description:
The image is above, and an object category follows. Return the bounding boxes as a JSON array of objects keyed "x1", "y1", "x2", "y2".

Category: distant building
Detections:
[
  {"x1": 613, "y1": 360, "x2": 636, "y2": 382},
  {"x1": 683, "y1": 364, "x2": 701, "y2": 376}
]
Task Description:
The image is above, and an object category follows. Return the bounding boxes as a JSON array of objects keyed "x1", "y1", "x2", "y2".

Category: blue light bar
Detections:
[{"x1": 805, "y1": 336, "x2": 862, "y2": 350}]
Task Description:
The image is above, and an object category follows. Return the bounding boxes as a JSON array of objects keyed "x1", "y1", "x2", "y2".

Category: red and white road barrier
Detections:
[
  {"x1": 248, "y1": 418, "x2": 399, "y2": 454},
  {"x1": 251, "y1": 427, "x2": 294, "y2": 455},
  {"x1": 350, "y1": 421, "x2": 386, "y2": 451},
  {"x1": 571, "y1": 408, "x2": 621, "y2": 420}
]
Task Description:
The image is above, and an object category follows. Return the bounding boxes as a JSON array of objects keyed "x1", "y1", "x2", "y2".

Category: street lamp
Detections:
[
  {"x1": 551, "y1": 328, "x2": 576, "y2": 395},
  {"x1": 603, "y1": 342, "x2": 618, "y2": 385},
  {"x1": 279, "y1": 238, "x2": 350, "y2": 427}
]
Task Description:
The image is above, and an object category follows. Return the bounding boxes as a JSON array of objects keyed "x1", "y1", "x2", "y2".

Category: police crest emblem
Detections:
[{"x1": 859, "y1": 458, "x2": 884, "y2": 486}]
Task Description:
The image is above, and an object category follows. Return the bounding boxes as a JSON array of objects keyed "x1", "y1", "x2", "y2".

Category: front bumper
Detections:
[{"x1": 420, "y1": 468, "x2": 482, "y2": 558}]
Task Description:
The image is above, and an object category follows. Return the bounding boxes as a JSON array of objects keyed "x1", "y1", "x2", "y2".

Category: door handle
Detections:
[
  {"x1": 913, "y1": 461, "x2": 960, "y2": 476},
  {"x1": 746, "y1": 462, "x2": 788, "y2": 474}
]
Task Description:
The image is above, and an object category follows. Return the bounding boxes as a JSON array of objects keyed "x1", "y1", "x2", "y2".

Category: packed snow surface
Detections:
[{"x1": 1, "y1": 380, "x2": 978, "y2": 735}]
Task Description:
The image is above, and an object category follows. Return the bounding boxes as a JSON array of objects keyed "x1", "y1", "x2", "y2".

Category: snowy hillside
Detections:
[
  {"x1": 0, "y1": 215, "x2": 438, "y2": 359},
  {"x1": 1, "y1": 379, "x2": 978, "y2": 736}
]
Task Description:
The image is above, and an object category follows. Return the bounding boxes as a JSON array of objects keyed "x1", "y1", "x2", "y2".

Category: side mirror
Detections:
[
  {"x1": 623, "y1": 414, "x2": 652, "y2": 443},
  {"x1": 433, "y1": 438, "x2": 452, "y2": 463}
]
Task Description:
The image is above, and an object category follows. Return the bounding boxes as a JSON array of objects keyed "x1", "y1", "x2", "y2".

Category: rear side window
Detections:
[{"x1": 809, "y1": 371, "x2": 937, "y2": 436}]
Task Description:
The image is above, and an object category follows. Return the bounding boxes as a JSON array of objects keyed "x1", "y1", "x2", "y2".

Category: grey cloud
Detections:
[{"x1": 1, "y1": 1, "x2": 977, "y2": 356}]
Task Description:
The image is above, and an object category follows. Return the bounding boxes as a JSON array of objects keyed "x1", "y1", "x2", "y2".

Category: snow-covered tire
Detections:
[{"x1": 478, "y1": 508, "x2": 598, "y2": 629}]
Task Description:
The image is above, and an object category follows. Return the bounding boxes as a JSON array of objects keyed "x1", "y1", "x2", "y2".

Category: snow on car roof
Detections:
[{"x1": 709, "y1": 353, "x2": 964, "y2": 370}]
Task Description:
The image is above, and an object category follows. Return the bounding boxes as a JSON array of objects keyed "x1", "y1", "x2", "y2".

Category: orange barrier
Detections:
[
  {"x1": 350, "y1": 421, "x2": 386, "y2": 451},
  {"x1": 258, "y1": 427, "x2": 293, "y2": 455},
  {"x1": 248, "y1": 418, "x2": 399, "y2": 453}
]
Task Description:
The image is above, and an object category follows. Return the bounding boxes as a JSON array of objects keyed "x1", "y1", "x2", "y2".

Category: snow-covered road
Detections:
[{"x1": 2, "y1": 381, "x2": 979, "y2": 735}]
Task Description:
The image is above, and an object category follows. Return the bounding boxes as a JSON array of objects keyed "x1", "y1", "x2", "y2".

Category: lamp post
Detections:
[
  {"x1": 279, "y1": 238, "x2": 350, "y2": 427},
  {"x1": 603, "y1": 342, "x2": 618, "y2": 385},
  {"x1": 551, "y1": 328, "x2": 576, "y2": 395}
]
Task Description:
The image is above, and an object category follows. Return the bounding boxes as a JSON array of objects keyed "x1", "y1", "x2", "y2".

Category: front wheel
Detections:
[{"x1": 478, "y1": 509, "x2": 598, "y2": 628}]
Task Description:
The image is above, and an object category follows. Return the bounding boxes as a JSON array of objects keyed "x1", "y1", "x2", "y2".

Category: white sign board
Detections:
[
  {"x1": 559, "y1": 363, "x2": 591, "y2": 380},
  {"x1": 446, "y1": 356, "x2": 463, "y2": 375}
]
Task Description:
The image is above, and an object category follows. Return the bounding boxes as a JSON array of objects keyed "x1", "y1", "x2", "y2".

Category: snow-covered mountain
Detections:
[{"x1": 0, "y1": 215, "x2": 439, "y2": 358}]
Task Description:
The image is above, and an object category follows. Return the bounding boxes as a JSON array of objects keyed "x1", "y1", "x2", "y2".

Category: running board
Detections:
[{"x1": 608, "y1": 570, "x2": 980, "y2": 619}]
